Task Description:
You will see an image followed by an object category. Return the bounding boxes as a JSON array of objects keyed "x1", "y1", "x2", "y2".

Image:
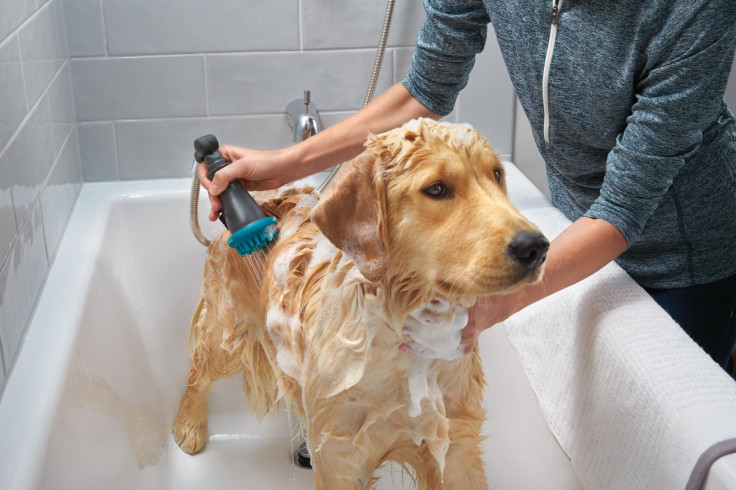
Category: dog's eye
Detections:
[
  {"x1": 494, "y1": 169, "x2": 502, "y2": 183},
  {"x1": 423, "y1": 183, "x2": 451, "y2": 199}
]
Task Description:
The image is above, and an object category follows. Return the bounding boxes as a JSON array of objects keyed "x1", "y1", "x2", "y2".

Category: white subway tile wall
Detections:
[
  {"x1": 205, "y1": 50, "x2": 394, "y2": 115},
  {"x1": 0, "y1": 0, "x2": 517, "y2": 396},
  {"x1": 0, "y1": 36, "x2": 27, "y2": 151},
  {"x1": 77, "y1": 121, "x2": 117, "y2": 181},
  {"x1": 103, "y1": 0, "x2": 300, "y2": 55},
  {"x1": 0, "y1": 0, "x2": 82, "y2": 391},
  {"x1": 62, "y1": 0, "x2": 106, "y2": 57},
  {"x1": 0, "y1": 203, "x2": 50, "y2": 376},
  {"x1": 65, "y1": 1, "x2": 514, "y2": 183},
  {"x1": 72, "y1": 55, "x2": 208, "y2": 120},
  {"x1": 18, "y1": 0, "x2": 67, "y2": 108},
  {"x1": 39, "y1": 129, "x2": 82, "y2": 261}
]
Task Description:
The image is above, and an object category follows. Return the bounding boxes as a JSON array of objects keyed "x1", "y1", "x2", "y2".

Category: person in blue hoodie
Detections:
[{"x1": 202, "y1": 0, "x2": 736, "y2": 374}]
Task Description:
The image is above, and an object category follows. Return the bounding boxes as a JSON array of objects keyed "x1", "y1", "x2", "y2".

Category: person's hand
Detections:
[
  {"x1": 460, "y1": 291, "x2": 524, "y2": 354},
  {"x1": 197, "y1": 145, "x2": 297, "y2": 221}
]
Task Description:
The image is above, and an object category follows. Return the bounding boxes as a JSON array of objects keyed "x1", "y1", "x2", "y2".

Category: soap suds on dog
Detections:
[
  {"x1": 265, "y1": 305, "x2": 302, "y2": 384},
  {"x1": 404, "y1": 299, "x2": 468, "y2": 361}
]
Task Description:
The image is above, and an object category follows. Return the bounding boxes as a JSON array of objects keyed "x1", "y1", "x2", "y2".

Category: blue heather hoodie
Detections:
[{"x1": 402, "y1": 0, "x2": 736, "y2": 288}]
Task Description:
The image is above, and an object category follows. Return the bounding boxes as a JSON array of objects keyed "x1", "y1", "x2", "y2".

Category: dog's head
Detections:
[{"x1": 311, "y1": 118, "x2": 547, "y2": 303}]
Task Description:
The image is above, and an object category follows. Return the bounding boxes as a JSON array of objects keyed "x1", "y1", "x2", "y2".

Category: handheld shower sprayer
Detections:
[{"x1": 193, "y1": 134, "x2": 278, "y2": 256}]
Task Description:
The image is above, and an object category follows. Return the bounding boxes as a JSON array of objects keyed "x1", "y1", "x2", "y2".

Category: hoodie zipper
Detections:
[{"x1": 542, "y1": 0, "x2": 563, "y2": 144}]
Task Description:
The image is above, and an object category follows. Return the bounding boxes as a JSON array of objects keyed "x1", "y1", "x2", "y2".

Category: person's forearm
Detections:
[
  {"x1": 288, "y1": 83, "x2": 439, "y2": 179},
  {"x1": 519, "y1": 216, "x2": 629, "y2": 308}
]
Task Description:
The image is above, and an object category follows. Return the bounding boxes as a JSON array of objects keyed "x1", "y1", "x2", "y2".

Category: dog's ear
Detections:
[{"x1": 311, "y1": 143, "x2": 389, "y2": 283}]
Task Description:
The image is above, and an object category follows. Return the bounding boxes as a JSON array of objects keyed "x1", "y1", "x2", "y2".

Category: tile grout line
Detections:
[
  {"x1": 297, "y1": 0, "x2": 303, "y2": 51},
  {"x1": 65, "y1": 45, "x2": 419, "y2": 62},
  {"x1": 99, "y1": 0, "x2": 109, "y2": 56},
  {"x1": 203, "y1": 55, "x2": 210, "y2": 117},
  {"x1": 7, "y1": 124, "x2": 77, "y2": 269},
  {"x1": 16, "y1": 31, "x2": 31, "y2": 116},
  {"x1": 112, "y1": 122, "x2": 120, "y2": 180},
  {"x1": 76, "y1": 109, "x2": 363, "y2": 125},
  {"x1": 0, "y1": 59, "x2": 69, "y2": 162},
  {"x1": 0, "y1": 0, "x2": 51, "y2": 52}
]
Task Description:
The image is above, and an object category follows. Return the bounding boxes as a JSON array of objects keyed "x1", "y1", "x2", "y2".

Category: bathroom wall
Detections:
[
  {"x1": 65, "y1": 0, "x2": 515, "y2": 182},
  {"x1": 0, "y1": 0, "x2": 83, "y2": 391},
  {"x1": 0, "y1": 0, "x2": 516, "y2": 396}
]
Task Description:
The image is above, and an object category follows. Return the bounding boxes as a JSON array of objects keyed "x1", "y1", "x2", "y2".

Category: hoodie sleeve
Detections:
[
  {"x1": 401, "y1": 0, "x2": 490, "y2": 116},
  {"x1": 585, "y1": 1, "x2": 736, "y2": 245}
]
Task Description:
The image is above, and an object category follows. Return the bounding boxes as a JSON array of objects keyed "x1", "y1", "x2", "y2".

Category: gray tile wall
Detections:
[
  {"x1": 0, "y1": 0, "x2": 83, "y2": 394},
  {"x1": 0, "y1": 0, "x2": 516, "y2": 398},
  {"x1": 65, "y1": 0, "x2": 515, "y2": 182}
]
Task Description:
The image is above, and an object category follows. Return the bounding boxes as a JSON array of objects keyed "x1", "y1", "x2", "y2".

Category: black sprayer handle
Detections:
[{"x1": 193, "y1": 134, "x2": 267, "y2": 232}]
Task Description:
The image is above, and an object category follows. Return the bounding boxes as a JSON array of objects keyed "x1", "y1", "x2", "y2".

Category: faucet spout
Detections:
[{"x1": 286, "y1": 90, "x2": 322, "y2": 142}]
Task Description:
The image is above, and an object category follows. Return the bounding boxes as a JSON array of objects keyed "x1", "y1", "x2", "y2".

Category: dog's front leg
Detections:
[{"x1": 172, "y1": 369, "x2": 213, "y2": 454}]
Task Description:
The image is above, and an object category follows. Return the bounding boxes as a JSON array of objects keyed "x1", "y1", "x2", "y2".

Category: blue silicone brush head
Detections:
[
  {"x1": 194, "y1": 134, "x2": 279, "y2": 257},
  {"x1": 227, "y1": 216, "x2": 278, "y2": 256}
]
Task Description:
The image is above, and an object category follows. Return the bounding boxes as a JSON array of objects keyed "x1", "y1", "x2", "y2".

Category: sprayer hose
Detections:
[
  {"x1": 189, "y1": 0, "x2": 396, "y2": 245},
  {"x1": 317, "y1": 0, "x2": 396, "y2": 194},
  {"x1": 190, "y1": 171, "x2": 211, "y2": 247}
]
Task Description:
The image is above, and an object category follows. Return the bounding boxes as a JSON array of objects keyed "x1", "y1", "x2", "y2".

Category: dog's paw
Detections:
[{"x1": 172, "y1": 414, "x2": 208, "y2": 455}]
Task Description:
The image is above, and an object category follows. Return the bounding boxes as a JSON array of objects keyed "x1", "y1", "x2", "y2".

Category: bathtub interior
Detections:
[{"x1": 10, "y1": 169, "x2": 583, "y2": 489}]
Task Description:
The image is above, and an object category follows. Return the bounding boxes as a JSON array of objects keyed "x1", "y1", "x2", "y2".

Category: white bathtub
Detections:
[{"x1": 0, "y1": 166, "x2": 732, "y2": 489}]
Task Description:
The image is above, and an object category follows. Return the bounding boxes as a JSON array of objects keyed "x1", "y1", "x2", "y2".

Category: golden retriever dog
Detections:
[{"x1": 172, "y1": 118, "x2": 548, "y2": 489}]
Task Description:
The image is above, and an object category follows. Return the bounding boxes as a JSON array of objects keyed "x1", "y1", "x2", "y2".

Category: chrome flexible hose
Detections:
[
  {"x1": 189, "y1": 169, "x2": 211, "y2": 247},
  {"x1": 363, "y1": 0, "x2": 396, "y2": 107},
  {"x1": 317, "y1": 0, "x2": 396, "y2": 193},
  {"x1": 190, "y1": 0, "x2": 396, "y2": 244}
]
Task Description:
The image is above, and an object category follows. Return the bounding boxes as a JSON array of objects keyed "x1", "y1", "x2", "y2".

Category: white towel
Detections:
[{"x1": 504, "y1": 207, "x2": 736, "y2": 490}]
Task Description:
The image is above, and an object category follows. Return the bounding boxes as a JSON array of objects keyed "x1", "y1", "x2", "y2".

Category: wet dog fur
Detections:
[{"x1": 172, "y1": 118, "x2": 546, "y2": 489}]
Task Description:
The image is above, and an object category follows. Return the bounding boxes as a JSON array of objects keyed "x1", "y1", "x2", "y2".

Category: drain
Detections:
[{"x1": 293, "y1": 441, "x2": 312, "y2": 469}]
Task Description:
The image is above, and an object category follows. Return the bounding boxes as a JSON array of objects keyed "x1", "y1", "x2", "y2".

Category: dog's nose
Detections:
[{"x1": 507, "y1": 232, "x2": 549, "y2": 270}]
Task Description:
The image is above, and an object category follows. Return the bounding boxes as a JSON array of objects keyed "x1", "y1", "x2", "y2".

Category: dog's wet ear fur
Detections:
[{"x1": 311, "y1": 140, "x2": 389, "y2": 283}]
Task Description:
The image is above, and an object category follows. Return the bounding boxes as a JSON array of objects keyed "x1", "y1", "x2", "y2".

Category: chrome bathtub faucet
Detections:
[{"x1": 286, "y1": 89, "x2": 321, "y2": 142}]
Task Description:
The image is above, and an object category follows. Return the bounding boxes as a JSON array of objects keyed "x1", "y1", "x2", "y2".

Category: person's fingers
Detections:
[
  {"x1": 218, "y1": 144, "x2": 241, "y2": 163},
  {"x1": 460, "y1": 324, "x2": 477, "y2": 346},
  {"x1": 197, "y1": 162, "x2": 212, "y2": 189},
  {"x1": 460, "y1": 316, "x2": 483, "y2": 354},
  {"x1": 241, "y1": 177, "x2": 263, "y2": 192},
  {"x1": 208, "y1": 193, "x2": 221, "y2": 222},
  {"x1": 462, "y1": 341, "x2": 475, "y2": 355},
  {"x1": 209, "y1": 163, "x2": 242, "y2": 196},
  {"x1": 242, "y1": 176, "x2": 287, "y2": 192}
]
